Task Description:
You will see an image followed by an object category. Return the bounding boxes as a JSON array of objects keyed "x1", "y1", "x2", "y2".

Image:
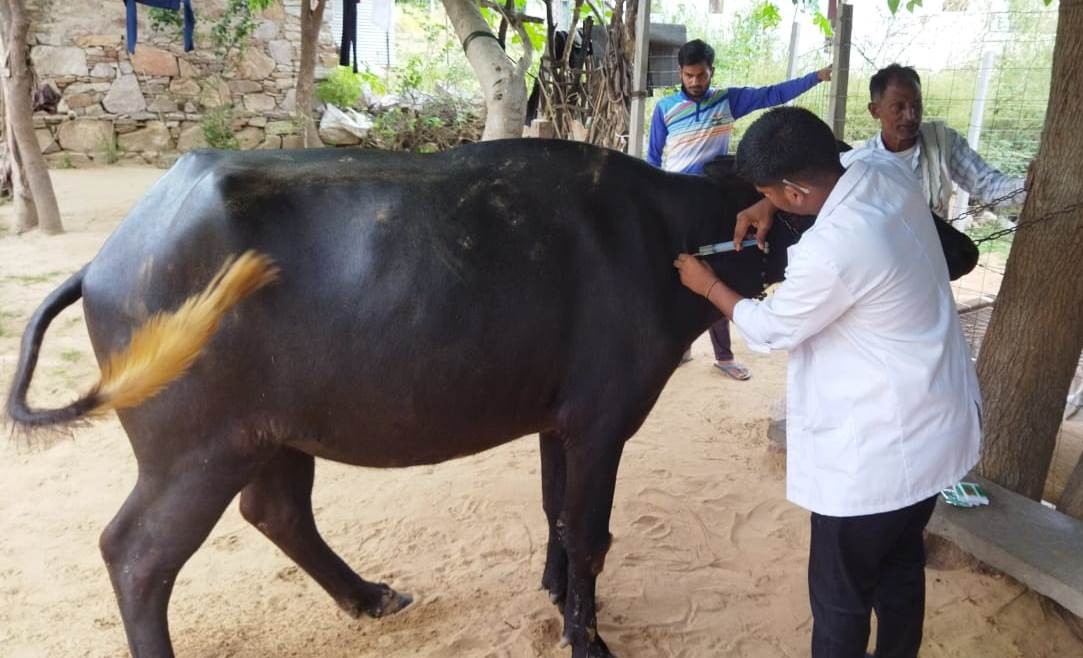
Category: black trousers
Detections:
[{"x1": 809, "y1": 495, "x2": 938, "y2": 658}]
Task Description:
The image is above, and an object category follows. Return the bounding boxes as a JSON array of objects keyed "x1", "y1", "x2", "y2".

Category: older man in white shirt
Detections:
[{"x1": 673, "y1": 107, "x2": 982, "y2": 658}]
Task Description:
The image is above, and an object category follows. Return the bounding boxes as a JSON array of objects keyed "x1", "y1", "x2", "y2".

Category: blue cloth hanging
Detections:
[
  {"x1": 340, "y1": 0, "x2": 359, "y2": 72},
  {"x1": 125, "y1": 0, "x2": 195, "y2": 54}
]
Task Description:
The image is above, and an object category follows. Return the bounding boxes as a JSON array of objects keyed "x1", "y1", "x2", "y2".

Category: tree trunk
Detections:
[
  {"x1": 975, "y1": 0, "x2": 1083, "y2": 500},
  {"x1": 0, "y1": 0, "x2": 61, "y2": 233},
  {"x1": 295, "y1": 0, "x2": 327, "y2": 148},
  {"x1": 442, "y1": 0, "x2": 529, "y2": 140}
]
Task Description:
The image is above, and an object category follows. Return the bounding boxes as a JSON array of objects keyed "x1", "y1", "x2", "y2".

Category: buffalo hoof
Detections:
[
  {"x1": 368, "y1": 585, "x2": 413, "y2": 618},
  {"x1": 540, "y1": 578, "x2": 567, "y2": 611},
  {"x1": 338, "y1": 584, "x2": 412, "y2": 619},
  {"x1": 560, "y1": 632, "x2": 614, "y2": 658}
]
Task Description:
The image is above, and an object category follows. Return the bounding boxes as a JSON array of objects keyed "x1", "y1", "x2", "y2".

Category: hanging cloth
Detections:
[
  {"x1": 124, "y1": 0, "x2": 196, "y2": 54},
  {"x1": 340, "y1": 0, "x2": 360, "y2": 72}
]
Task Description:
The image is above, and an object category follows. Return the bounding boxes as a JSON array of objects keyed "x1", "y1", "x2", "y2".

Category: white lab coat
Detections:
[{"x1": 732, "y1": 149, "x2": 982, "y2": 517}]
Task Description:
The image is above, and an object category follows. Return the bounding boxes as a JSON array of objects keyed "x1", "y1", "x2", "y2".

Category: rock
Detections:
[
  {"x1": 268, "y1": 40, "x2": 293, "y2": 65},
  {"x1": 65, "y1": 82, "x2": 112, "y2": 94},
  {"x1": 131, "y1": 46, "x2": 179, "y2": 77},
  {"x1": 254, "y1": 20, "x2": 279, "y2": 41},
  {"x1": 154, "y1": 153, "x2": 181, "y2": 169},
  {"x1": 243, "y1": 93, "x2": 276, "y2": 113},
  {"x1": 169, "y1": 78, "x2": 202, "y2": 98},
  {"x1": 265, "y1": 120, "x2": 296, "y2": 135},
  {"x1": 229, "y1": 79, "x2": 264, "y2": 94},
  {"x1": 30, "y1": 46, "x2": 87, "y2": 76},
  {"x1": 57, "y1": 119, "x2": 114, "y2": 153},
  {"x1": 200, "y1": 77, "x2": 232, "y2": 109},
  {"x1": 119, "y1": 61, "x2": 134, "y2": 74},
  {"x1": 177, "y1": 123, "x2": 208, "y2": 152},
  {"x1": 114, "y1": 119, "x2": 139, "y2": 134},
  {"x1": 235, "y1": 126, "x2": 265, "y2": 150},
  {"x1": 262, "y1": 2, "x2": 286, "y2": 21},
  {"x1": 64, "y1": 93, "x2": 100, "y2": 110},
  {"x1": 282, "y1": 134, "x2": 305, "y2": 149},
  {"x1": 257, "y1": 134, "x2": 282, "y2": 149},
  {"x1": 75, "y1": 34, "x2": 123, "y2": 49},
  {"x1": 237, "y1": 49, "x2": 276, "y2": 80},
  {"x1": 147, "y1": 96, "x2": 179, "y2": 113},
  {"x1": 46, "y1": 152, "x2": 93, "y2": 168},
  {"x1": 90, "y1": 62, "x2": 116, "y2": 79},
  {"x1": 33, "y1": 30, "x2": 67, "y2": 47},
  {"x1": 178, "y1": 58, "x2": 199, "y2": 78},
  {"x1": 35, "y1": 128, "x2": 59, "y2": 154},
  {"x1": 282, "y1": 88, "x2": 297, "y2": 112},
  {"x1": 103, "y1": 75, "x2": 147, "y2": 114},
  {"x1": 118, "y1": 121, "x2": 173, "y2": 152}
]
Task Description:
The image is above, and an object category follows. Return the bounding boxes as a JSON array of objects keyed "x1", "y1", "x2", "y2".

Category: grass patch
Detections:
[{"x1": 60, "y1": 349, "x2": 82, "y2": 363}]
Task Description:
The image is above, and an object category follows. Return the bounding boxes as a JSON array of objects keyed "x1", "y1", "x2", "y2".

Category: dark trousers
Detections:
[
  {"x1": 809, "y1": 495, "x2": 938, "y2": 658},
  {"x1": 708, "y1": 317, "x2": 734, "y2": 361}
]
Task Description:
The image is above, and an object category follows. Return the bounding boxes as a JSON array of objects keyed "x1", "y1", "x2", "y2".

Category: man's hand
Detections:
[
  {"x1": 734, "y1": 197, "x2": 776, "y2": 251},
  {"x1": 817, "y1": 66, "x2": 833, "y2": 82},
  {"x1": 673, "y1": 253, "x2": 719, "y2": 297}
]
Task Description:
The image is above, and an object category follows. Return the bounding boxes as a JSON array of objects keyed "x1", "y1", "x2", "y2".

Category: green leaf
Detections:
[
  {"x1": 524, "y1": 22, "x2": 546, "y2": 52},
  {"x1": 887, "y1": 0, "x2": 901, "y2": 14},
  {"x1": 906, "y1": 0, "x2": 923, "y2": 12},
  {"x1": 813, "y1": 11, "x2": 833, "y2": 38}
]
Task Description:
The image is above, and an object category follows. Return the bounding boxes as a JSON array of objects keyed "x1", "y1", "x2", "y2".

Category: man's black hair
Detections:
[
  {"x1": 677, "y1": 39, "x2": 714, "y2": 68},
  {"x1": 735, "y1": 107, "x2": 843, "y2": 187},
  {"x1": 869, "y1": 63, "x2": 922, "y2": 101}
]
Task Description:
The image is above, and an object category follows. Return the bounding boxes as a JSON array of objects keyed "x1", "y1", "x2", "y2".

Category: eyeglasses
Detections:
[{"x1": 782, "y1": 178, "x2": 811, "y2": 194}]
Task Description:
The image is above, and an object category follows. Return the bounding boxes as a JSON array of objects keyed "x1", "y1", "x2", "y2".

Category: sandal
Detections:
[{"x1": 714, "y1": 360, "x2": 751, "y2": 381}]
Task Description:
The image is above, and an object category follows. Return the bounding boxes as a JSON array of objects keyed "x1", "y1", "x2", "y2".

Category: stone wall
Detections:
[{"x1": 27, "y1": 0, "x2": 340, "y2": 167}]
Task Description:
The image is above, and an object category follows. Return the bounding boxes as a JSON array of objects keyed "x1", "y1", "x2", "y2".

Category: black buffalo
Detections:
[
  {"x1": 6, "y1": 139, "x2": 783, "y2": 657},
  {"x1": 6, "y1": 138, "x2": 971, "y2": 657}
]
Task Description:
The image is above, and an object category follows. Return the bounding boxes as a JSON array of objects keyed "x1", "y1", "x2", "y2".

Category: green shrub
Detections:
[
  {"x1": 201, "y1": 106, "x2": 240, "y2": 149},
  {"x1": 317, "y1": 66, "x2": 365, "y2": 108}
]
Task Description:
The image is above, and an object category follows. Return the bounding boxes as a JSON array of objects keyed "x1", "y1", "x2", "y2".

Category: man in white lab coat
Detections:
[{"x1": 673, "y1": 106, "x2": 982, "y2": 658}]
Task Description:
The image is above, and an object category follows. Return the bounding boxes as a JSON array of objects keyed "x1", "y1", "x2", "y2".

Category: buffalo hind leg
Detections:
[
  {"x1": 99, "y1": 440, "x2": 266, "y2": 658},
  {"x1": 239, "y1": 447, "x2": 412, "y2": 618},
  {"x1": 540, "y1": 430, "x2": 569, "y2": 609},
  {"x1": 560, "y1": 436, "x2": 624, "y2": 658}
]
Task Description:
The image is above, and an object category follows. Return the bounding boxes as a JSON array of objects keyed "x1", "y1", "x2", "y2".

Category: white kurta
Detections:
[{"x1": 733, "y1": 149, "x2": 982, "y2": 517}]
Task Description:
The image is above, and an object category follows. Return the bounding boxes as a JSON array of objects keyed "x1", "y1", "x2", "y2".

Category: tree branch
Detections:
[{"x1": 479, "y1": 1, "x2": 534, "y2": 76}]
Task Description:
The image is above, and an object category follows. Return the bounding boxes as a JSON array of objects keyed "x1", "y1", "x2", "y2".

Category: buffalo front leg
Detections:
[
  {"x1": 540, "y1": 430, "x2": 569, "y2": 608},
  {"x1": 99, "y1": 442, "x2": 265, "y2": 658},
  {"x1": 238, "y1": 447, "x2": 412, "y2": 618},
  {"x1": 559, "y1": 437, "x2": 625, "y2": 658}
]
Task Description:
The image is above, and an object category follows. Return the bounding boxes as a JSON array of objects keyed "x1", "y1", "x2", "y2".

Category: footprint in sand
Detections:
[
  {"x1": 210, "y1": 533, "x2": 241, "y2": 552},
  {"x1": 632, "y1": 514, "x2": 672, "y2": 541}
]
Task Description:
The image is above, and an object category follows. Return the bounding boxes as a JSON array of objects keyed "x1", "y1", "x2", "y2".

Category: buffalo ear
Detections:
[{"x1": 702, "y1": 155, "x2": 739, "y2": 184}]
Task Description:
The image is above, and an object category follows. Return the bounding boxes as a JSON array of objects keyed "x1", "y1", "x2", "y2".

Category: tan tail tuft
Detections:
[{"x1": 91, "y1": 250, "x2": 279, "y2": 414}]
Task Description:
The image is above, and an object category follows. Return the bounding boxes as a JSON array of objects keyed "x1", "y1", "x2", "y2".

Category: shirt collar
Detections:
[{"x1": 680, "y1": 87, "x2": 715, "y2": 103}]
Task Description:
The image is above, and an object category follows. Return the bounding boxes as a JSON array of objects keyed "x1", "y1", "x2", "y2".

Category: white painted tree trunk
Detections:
[{"x1": 441, "y1": 0, "x2": 529, "y2": 140}]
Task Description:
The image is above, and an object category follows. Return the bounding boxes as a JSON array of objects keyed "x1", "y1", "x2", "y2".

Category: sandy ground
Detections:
[{"x1": 2, "y1": 167, "x2": 1082, "y2": 658}]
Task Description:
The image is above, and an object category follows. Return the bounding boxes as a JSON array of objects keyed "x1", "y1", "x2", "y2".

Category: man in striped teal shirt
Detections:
[{"x1": 649, "y1": 39, "x2": 831, "y2": 379}]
